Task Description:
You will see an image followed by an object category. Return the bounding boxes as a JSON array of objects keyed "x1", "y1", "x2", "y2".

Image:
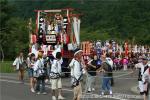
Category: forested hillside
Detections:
[{"x1": 1, "y1": 0, "x2": 150, "y2": 60}]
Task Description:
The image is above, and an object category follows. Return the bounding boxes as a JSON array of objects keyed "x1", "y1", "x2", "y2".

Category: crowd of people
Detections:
[
  {"x1": 12, "y1": 46, "x2": 150, "y2": 100},
  {"x1": 10, "y1": 8, "x2": 150, "y2": 100}
]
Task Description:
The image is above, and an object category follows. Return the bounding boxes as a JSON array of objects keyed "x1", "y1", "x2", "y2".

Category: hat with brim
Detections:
[{"x1": 74, "y1": 48, "x2": 82, "y2": 56}]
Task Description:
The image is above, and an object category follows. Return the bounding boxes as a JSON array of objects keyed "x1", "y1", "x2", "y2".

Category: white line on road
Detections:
[
  {"x1": 0, "y1": 79, "x2": 73, "y2": 91},
  {"x1": 0, "y1": 79, "x2": 143, "y2": 100},
  {"x1": 114, "y1": 72, "x2": 133, "y2": 78}
]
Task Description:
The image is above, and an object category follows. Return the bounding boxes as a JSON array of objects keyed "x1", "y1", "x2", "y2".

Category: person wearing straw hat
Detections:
[
  {"x1": 33, "y1": 51, "x2": 47, "y2": 95},
  {"x1": 69, "y1": 48, "x2": 84, "y2": 100}
]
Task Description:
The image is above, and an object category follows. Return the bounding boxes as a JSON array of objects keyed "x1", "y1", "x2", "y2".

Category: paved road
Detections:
[{"x1": 0, "y1": 70, "x2": 143, "y2": 100}]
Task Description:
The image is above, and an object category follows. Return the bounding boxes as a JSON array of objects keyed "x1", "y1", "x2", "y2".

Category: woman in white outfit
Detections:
[{"x1": 13, "y1": 52, "x2": 25, "y2": 83}]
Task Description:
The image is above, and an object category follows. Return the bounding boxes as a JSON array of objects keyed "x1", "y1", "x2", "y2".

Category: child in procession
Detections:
[
  {"x1": 50, "y1": 52, "x2": 65, "y2": 100},
  {"x1": 33, "y1": 51, "x2": 47, "y2": 95},
  {"x1": 27, "y1": 53, "x2": 36, "y2": 93}
]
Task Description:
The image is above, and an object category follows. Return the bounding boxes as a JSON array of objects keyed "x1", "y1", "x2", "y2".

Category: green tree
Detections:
[{"x1": 1, "y1": 0, "x2": 28, "y2": 60}]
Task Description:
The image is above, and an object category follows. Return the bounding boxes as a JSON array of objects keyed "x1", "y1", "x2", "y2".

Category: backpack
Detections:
[{"x1": 105, "y1": 62, "x2": 113, "y2": 77}]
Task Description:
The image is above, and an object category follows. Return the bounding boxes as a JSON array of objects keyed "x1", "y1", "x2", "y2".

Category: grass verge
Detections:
[{"x1": 0, "y1": 61, "x2": 15, "y2": 73}]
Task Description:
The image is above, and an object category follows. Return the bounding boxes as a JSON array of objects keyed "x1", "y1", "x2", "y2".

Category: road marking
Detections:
[
  {"x1": 81, "y1": 93, "x2": 142, "y2": 100},
  {"x1": 114, "y1": 72, "x2": 133, "y2": 78},
  {"x1": 0, "y1": 79, "x2": 143, "y2": 100},
  {"x1": 0, "y1": 79, "x2": 73, "y2": 92},
  {"x1": 0, "y1": 76, "x2": 28, "y2": 80},
  {"x1": 0, "y1": 79, "x2": 21, "y2": 84}
]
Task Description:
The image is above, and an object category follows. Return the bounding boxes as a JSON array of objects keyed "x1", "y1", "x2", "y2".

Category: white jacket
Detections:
[
  {"x1": 135, "y1": 63, "x2": 145, "y2": 76},
  {"x1": 33, "y1": 59, "x2": 44, "y2": 75},
  {"x1": 135, "y1": 63, "x2": 149, "y2": 83},
  {"x1": 142, "y1": 68, "x2": 150, "y2": 83},
  {"x1": 13, "y1": 57, "x2": 23, "y2": 70},
  {"x1": 51, "y1": 59, "x2": 63, "y2": 74},
  {"x1": 69, "y1": 58, "x2": 83, "y2": 80},
  {"x1": 142, "y1": 64, "x2": 150, "y2": 83}
]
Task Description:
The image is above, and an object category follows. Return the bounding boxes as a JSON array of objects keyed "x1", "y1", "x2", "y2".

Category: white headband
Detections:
[{"x1": 74, "y1": 50, "x2": 82, "y2": 56}]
